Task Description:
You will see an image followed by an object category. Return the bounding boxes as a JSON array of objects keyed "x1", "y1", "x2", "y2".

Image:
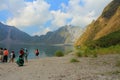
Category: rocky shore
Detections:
[{"x1": 0, "y1": 54, "x2": 120, "y2": 80}]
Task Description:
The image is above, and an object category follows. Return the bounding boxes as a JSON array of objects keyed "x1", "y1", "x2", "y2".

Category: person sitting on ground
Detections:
[{"x1": 16, "y1": 48, "x2": 24, "y2": 66}]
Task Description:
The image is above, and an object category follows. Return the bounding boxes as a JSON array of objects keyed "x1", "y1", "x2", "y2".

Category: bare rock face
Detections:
[{"x1": 38, "y1": 25, "x2": 84, "y2": 44}]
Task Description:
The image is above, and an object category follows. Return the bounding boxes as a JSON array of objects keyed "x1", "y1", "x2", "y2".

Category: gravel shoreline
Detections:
[{"x1": 0, "y1": 54, "x2": 120, "y2": 80}]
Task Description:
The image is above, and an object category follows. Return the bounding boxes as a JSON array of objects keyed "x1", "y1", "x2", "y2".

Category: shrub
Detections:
[
  {"x1": 116, "y1": 61, "x2": 120, "y2": 67},
  {"x1": 75, "y1": 51, "x2": 82, "y2": 57},
  {"x1": 92, "y1": 53, "x2": 98, "y2": 58},
  {"x1": 84, "y1": 53, "x2": 89, "y2": 57},
  {"x1": 84, "y1": 48, "x2": 92, "y2": 57},
  {"x1": 55, "y1": 50, "x2": 64, "y2": 57},
  {"x1": 70, "y1": 58, "x2": 79, "y2": 63},
  {"x1": 108, "y1": 70, "x2": 120, "y2": 75}
]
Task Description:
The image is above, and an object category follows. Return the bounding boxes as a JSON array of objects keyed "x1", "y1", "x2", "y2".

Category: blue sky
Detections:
[
  {"x1": 45, "y1": 0, "x2": 69, "y2": 10},
  {"x1": 0, "y1": 0, "x2": 112, "y2": 36}
]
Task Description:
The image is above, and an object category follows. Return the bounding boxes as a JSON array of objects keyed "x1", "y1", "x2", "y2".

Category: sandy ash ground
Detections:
[{"x1": 0, "y1": 53, "x2": 120, "y2": 80}]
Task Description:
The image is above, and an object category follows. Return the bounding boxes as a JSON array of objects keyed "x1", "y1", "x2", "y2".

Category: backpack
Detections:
[
  {"x1": 13, "y1": 54, "x2": 15, "y2": 58},
  {"x1": 16, "y1": 57, "x2": 24, "y2": 66}
]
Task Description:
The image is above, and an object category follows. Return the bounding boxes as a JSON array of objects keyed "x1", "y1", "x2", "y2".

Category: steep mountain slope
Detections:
[
  {"x1": 0, "y1": 22, "x2": 9, "y2": 41},
  {"x1": 37, "y1": 25, "x2": 84, "y2": 44},
  {"x1": 0, "y1": 22, "x2": 32, "y2": 43},
  {"x1": 75, "y1": 0, "x2": 120, "y2": 46}
]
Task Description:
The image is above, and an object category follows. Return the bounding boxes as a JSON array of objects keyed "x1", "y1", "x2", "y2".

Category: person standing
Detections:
[
  {"x1": 24, "y1": 48, "x2": 29, "y2": 62},
  {"x1": 35, "y1": 49, "x2": 39, "y2": 58},
  {"x1": 19, "y1": 48, "x2": 24, "y2": 58},
  {"x1": 0, "y1": 48, "x2": 3, "y2": 62},
  {"x1": 9, "y1": 50, "x2": 15, "y2": 63},
  {"x1": 3, "y1": 48, "x2": 9, "y2": 62}
]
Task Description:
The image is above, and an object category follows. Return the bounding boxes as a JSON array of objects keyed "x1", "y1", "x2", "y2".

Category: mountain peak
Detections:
[
  {"x1": 101, "y1": 0, "x2": 120, "y2": 19},
  {"x1": 0, "y1": 22, "x2": 32, "y2": 43},
  {"x1": 38, "y1": 25, "x2": 84, "y2": 44}
]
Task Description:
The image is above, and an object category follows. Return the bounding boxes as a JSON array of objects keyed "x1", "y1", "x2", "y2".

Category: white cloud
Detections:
[
  {"x1": 0, "y1": 0, "x2": 7, "y2": 10},
  {"x1": 32, "y1": 27, "x2": 51, "y2": 36},
  {"x1": 65, "y1": 0, "x2": 112, "y2": 27},
  {"x1": 49, "y1": 0, "x2": 112, "y2": 28},
  {"x1": 70, "y1": 10, "x2": 96, "y2": 27},
  {"x1": 7, "y1": 0, "x2": 25, "y2": 14},
  {"x1": 83, "y1": 0, "x2": 113, "y2": 16},
  {"x1": 0, "y1": 0, "x2": 25, "y2": 13},
  {"x1": 7, "y1": 0, "x2": 51, "y2": 28},
  {"x1": 0, "y1": 0, "x2": 112, "y2": 35},
  {"x1": 51, "y1": 10, "x2": 71, "y2": 28}
]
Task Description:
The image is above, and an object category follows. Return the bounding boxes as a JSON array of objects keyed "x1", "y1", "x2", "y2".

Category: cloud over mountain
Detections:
[{"x1": 0, "y1": 0, "x2": 112, "y2": 36}]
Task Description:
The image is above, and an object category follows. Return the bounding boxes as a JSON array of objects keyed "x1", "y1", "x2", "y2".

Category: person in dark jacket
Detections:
[{"x1": 0, "y1": 48, "x2": 3, "y2": 62}]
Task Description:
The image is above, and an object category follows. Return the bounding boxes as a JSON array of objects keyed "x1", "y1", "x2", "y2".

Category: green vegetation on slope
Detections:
[
  {"x1": 75, "y1": 45, "x2": 120, "y2": 57},
  {"x1": 75, "y1": 30, "x2": 120, "y2": 56},
  {"x1": 86, "y1": 30, "x2": 120, "y2": 49},
  {"x1": 89, "y1": 45, "x2": 120, "y2": 54}
]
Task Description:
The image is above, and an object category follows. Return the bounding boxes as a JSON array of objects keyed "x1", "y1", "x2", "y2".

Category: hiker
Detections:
[
  {"x1": 3, "y1": 48, "x2": 9, "y2": 62},
  {"x1": 0, "y1": 48, "x2": 3, "y2": 62},
  {"x1": 35, "y1": 49, "x2": 39, "y2": 58},
  {"x1": 24, "y1": 48, "x2": 29, "y2": 62},
  {"x1": 9, "y1": 50, "x2": 15, "y2": 63},
  {"x1": 19, "y1": 48, "x2": 24, "y2": 58}
]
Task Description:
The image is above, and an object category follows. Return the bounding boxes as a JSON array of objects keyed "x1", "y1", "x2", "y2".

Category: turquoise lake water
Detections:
[{"x1": 0, "y1": 43, "x2": 74, "y2": 59}]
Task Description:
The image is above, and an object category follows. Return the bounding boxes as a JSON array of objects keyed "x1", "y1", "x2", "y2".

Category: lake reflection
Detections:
[{"x1": 0, "y1": 43, "x2": 74, "y2": 59}]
